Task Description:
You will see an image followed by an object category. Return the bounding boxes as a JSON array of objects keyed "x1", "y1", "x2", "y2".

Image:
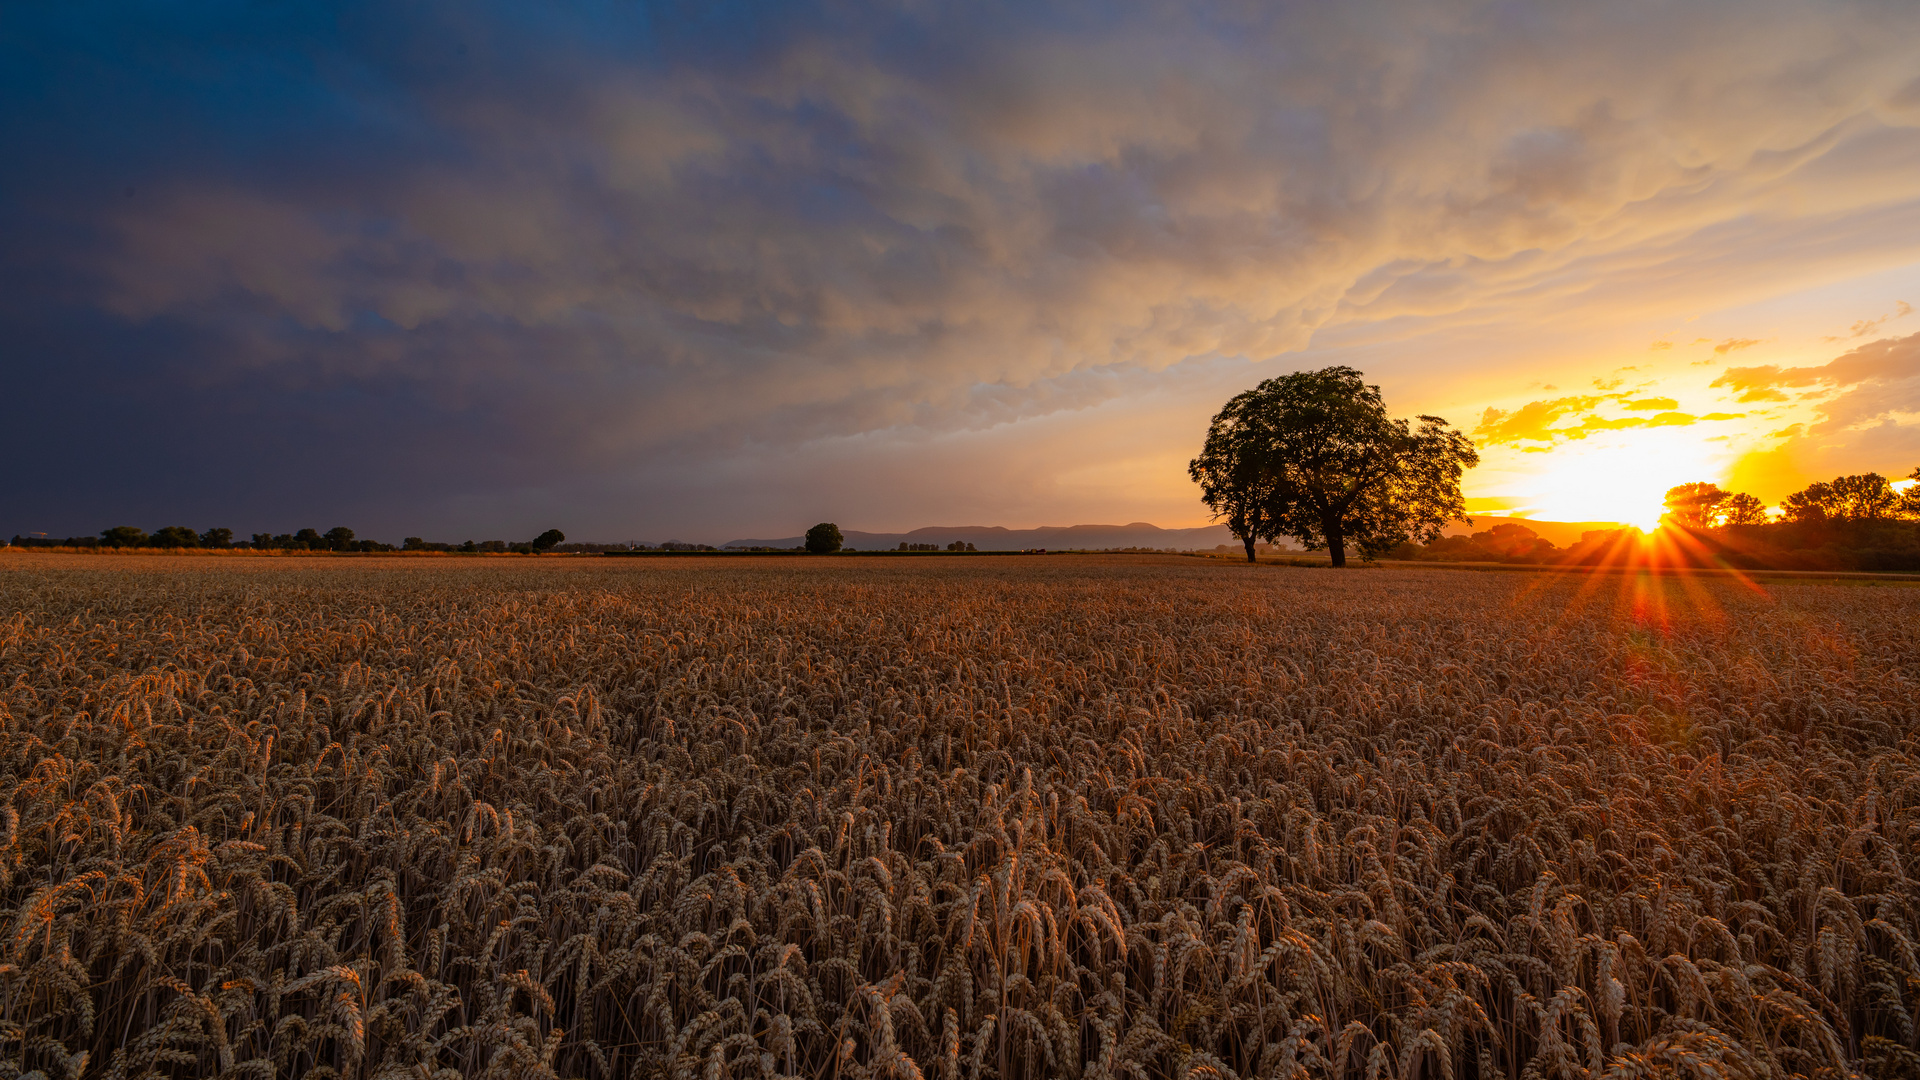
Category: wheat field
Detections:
[{"x1": 1, "y1": 553, "x2": 1917, "y2": 1080}]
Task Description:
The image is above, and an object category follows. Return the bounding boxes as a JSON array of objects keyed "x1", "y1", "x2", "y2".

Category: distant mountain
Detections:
[
  {"x1": 725, "y1": 516, "x2": 1630, "y2": 553},
  {"x1": 723, "y1": 522, "x2": 1260, "y2": 552}
]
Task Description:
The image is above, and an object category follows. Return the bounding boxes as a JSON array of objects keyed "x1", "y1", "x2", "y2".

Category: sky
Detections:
[{"x1": 6, "y1": 1, "x2": 1920, "y2": 543}]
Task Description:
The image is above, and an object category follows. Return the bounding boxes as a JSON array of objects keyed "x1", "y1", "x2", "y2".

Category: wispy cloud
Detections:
[{"x1": 1821, "y1": 301, "x2": 1914, "y2": 342}]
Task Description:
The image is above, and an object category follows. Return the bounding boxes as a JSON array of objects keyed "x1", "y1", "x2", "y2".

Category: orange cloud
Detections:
[
  {"x1": 1711, "y1": 333, "x2": 1920, "y2": 446},
  {"x1": 1621, "y1": 396, "x2": 1678, "y2": 410},
  {"x1": 1476, "y1": 396, "x2": 1604, "y2": 444},
  {"x1": 1714, "y1": 338, "x2": 1762, "y2": 354},
  {"x1": 1475, "y1": 396, "x2": 1702, "y2": 445}
]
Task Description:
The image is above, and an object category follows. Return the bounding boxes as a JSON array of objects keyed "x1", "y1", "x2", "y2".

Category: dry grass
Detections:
[{"x1": 1, "y1": 552, "x2": 1917, "y2": 1079}]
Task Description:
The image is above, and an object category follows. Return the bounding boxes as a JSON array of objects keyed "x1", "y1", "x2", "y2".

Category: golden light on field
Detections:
[
  {"x1": 6, "y1": 554, "x2": 1920, "y2": 1078},
  {"x1": 1507, "y1": 430, "x2": 1723, "y2": 532}
]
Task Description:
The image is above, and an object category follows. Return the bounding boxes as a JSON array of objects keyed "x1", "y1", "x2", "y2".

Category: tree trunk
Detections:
[
  {"x1": 1242, "y1": 534, "x2": 1257, "y2": 563},
  {"x1": 1325, "y1": 518, "x2": 1347, "y2": 568}
]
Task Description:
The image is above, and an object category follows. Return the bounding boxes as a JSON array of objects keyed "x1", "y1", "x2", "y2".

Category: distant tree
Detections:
[
  {"x1": 252, "y1": 533, "x2": 274, "y2": 548},
  {"x1": 531, "y1": 528, "x2": 565, "y2": 551},
  {"x1": 403, "y1": 537, "x2": 427, "y2": 550},
  {"x1": 805, "y1": 522, "x2": 843, "y2": 554},
  {"x1": 1662, "y1": 483, "x2": 1730, "y2": 530},
  {"x1": 199, "y1": 527, "x2": 233, "y2": 548},
  {"x1": 323, "y1": 526, "x2": 355, "y2": 551},
  {"x1": 1190, "y1": 367, "x2": 1479, "y2": 567},
  {"x1": 101, "y1": 526, "x2": 148, "y2": 548},
  {"x1": 1781, "y1": 473, "x2": 1899, "y2": 523},
  {"x1": 966, "y1": 542, "x2": 976, "y2": 552},
  {"x1": 1720, "y1": 492, "x2": 1769, "y2": 526},
  {"x1": 946, "y1": 540, "x2": 966, "y2": 551},
  {"x1": 149, "y1": 526, "x2": 199, "y2": 548},
  {"x1": 478, "y1": 540, "x2": 509, "y2": 553},
  {"x1": 1476, "y1": 522, "x2": 1556, "y2": 559},
  {"x1": 461, "y1": 540, "x2": 478, "y2": 553},
  {"x1": 293, "y1": 528, "x2": 324, "y2": 548}
]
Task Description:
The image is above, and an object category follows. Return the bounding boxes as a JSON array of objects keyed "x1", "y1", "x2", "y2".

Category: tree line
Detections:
[
  {"x1": 1667, "y1": 471, "x2": 1920, "y2": 527},
  {"x1": 9, "y1": 526, "x2": 567, "y2": 553},
  {"x1": 1388, "y1": 470, "x2": 1920, "y2": 570}
]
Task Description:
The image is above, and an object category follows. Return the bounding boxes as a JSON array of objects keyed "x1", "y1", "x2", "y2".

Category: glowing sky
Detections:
[{"x1": 6, "y1": 2, "x2": 1920, "y2": 541}]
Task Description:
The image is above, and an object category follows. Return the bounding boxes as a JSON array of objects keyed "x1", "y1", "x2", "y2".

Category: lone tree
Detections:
[
  {"x1": 805, "y1": 522, "x2": 843, "y2": 554},
  {"x1": 531, "y1": 529, "x2": 566, "y2": 551},
  {"x1": 1190, "y1": 366, "x2": 1479, "y2": 567}
]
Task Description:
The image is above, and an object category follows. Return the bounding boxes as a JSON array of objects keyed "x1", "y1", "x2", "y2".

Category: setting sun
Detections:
[{"x1": 1512, "y1": 432, "x2": 1724, "y2": 531}]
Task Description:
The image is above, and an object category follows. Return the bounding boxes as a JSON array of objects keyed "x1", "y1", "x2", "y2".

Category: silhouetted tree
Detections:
[
  {"x1": 1189, "y1": 404, "x2": 1283, "y2": 563},
  {"x1": 805, "y1": 523, "x2": 843, "y2": 554},
  {"x1": 532, "y1": 529, "x2": 566, "y2": 551},
  {"x1": 1191, "y1": 367, "x2": 1479, "y2": 567},
  {"x1": 1721, "y1": 492, "x2": 1769, "y2": 526},
  {"x1": 148, "y1": 526, "x2": 199, "y2": 548},
  {"x1": 323, "y1": 526, "x2": 355, "y2": 550},
  {"x1": 1662, "y1": 483, "x2": 1730, "y2": 530},
  {"x1": 101, "y1": 526, "x2": 148, "y2": 548},
  {"x1": 199, "y1": 527, "x2": 233, "y2": 548},
  {"x1": 1782, "y1": 473, "x2": 1900, "y2": 523}
]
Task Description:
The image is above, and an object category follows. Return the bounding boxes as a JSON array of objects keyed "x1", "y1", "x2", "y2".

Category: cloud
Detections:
[
  {"x1": 1712, "y1": 332, "x2": 1920, "y2": 444},
  {"x1": 7, "y1": 0, "x2": 1920, "y2": 534},
  {"x1": 1714, "y1": 338, "x2": 1763, "y2": 354},
  {"x1": 1474, "y1": 395, "x2": 1718, "y2": 446},
  {"x1": 1822, "y1": 301, "x2": 1914, "y2": 341}
]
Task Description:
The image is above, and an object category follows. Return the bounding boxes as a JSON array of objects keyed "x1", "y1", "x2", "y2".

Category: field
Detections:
[{"x1": 2, "y1": 554, "x2": 1918, "y2": 1080}]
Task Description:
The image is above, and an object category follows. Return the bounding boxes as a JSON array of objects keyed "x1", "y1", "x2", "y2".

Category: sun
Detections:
[{"x1": 1516, "y1": 432, "x2": 1724, "y2": 531}]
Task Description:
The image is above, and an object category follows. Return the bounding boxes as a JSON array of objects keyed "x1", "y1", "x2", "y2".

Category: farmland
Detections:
[{"x1": 2, "y1": 554, "x2": 1918, "y2": 1079}]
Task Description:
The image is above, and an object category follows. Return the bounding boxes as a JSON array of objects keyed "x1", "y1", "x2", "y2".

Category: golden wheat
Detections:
[{"x1": 0, "y1": 553, "x2": 1916, "y2": 1079}]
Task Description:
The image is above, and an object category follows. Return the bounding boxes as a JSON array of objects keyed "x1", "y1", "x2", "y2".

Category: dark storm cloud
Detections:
[{"x1": 5, "y1": 0, "x2": 1920, "y2": 537}]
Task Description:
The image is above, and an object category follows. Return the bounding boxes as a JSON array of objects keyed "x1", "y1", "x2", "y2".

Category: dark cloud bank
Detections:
[{"x1": 6, "y1": 1, "x2": 1920, "y2": 539}]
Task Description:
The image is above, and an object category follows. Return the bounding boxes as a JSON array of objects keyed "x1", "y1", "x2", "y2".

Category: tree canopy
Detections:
[
  {"x1": 1190, "y1": 367, "x2": 1479, "y2": 567},
  {"x1": 804, "y1": 522, "x2": 843, "y2": 554},
  {"x1": 1662, "y1": 484, "x2": 1768, "y2": 529},
  {"x1": 1780, "y1": 473, "x2": 1904, "y2": 523}
]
